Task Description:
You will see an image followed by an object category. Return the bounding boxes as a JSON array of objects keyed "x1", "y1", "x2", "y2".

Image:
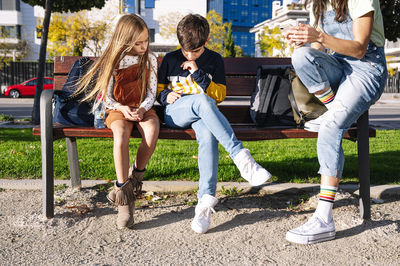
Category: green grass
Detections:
[
  {"x1": 0, "y1": 113, "x2": 14, "y2": 122},
  {"x1": 0, "y1": 128, "x2": 399, "y2": 184}
]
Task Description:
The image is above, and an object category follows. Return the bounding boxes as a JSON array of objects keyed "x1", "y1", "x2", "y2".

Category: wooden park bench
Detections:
[{"x1": 32, "y1": 56, "x2": 375, "y2": 219}]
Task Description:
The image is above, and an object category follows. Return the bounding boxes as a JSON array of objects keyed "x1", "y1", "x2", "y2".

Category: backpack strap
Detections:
[
  {"x1": 287, "y1": 69, "x2": 305, "y2": 127},
  {"x1": 259, "y1": 73, "x2": 278, "y2": 117}
]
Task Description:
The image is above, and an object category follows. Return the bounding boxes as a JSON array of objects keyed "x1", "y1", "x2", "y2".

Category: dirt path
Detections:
[{"x1": 0, "y1": 186, "x2": 399, "y2": 265}]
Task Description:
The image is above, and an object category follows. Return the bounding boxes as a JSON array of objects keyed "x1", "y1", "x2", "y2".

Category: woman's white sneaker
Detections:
[
  {"x1": 286, "y1": 213, "x2": 336, "y2": 244},
  {"x1": 233, "y1": 149, "x2": 271, "y2": 186}
]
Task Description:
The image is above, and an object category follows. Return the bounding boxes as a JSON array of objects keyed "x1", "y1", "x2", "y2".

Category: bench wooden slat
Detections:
[
  {"x1": 32, "y1": 125, "x2": 373, "y2": 141},
  {"x1": 54, "y1": 75, "x2": 257, "y2": 96},
  {"x1": 223, "y1": 57, "x2": 291, "y2": 75}
]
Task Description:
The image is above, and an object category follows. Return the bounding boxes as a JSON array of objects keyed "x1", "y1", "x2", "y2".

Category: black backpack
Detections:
[
  {"x1": 53, "y1": 57, "x2": 96, "y2": 126},
  {"x1": 250, "y1": 65, "x2": 296, "y2": 127}
]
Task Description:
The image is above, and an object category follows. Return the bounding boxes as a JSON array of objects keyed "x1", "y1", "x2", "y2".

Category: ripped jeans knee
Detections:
[{"x1": 316, "y1": 100, "x2": 366, "y2": 178}]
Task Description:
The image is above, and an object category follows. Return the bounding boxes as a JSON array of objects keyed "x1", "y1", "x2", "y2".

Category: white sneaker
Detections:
[
  {"x1": 191, "y1": 194, "x2": 218, "y2": 234},
  {"x1": 286, "y1": 213, "x2": 336, "y2": 244},
  {"x1": 233, "y1": 149, "x2": 271, "y2": 186}
]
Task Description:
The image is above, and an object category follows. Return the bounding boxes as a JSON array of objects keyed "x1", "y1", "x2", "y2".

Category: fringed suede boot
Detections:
[
  {"x1": 107, "y1": 164, "x2": 144, "y2": 203},
  {"x1": 111, "y1": 179, "x2": 135, "y2": 229},
  {"x1": 131, "y1": 167, "x2": 145, "y2": 196}
]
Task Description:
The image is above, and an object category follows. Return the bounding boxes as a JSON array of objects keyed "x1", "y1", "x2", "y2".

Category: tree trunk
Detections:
[{"x1": 31, "y1": 0, "x2": 53, "y2": 125}]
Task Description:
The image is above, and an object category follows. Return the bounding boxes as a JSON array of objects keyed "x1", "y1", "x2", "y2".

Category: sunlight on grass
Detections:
[{"x1": 0, "y1": 128, "x2": 399, "y2": 184}]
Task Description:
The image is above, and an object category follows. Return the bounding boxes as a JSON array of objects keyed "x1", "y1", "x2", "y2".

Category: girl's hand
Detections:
[
  {"x1": 181, "y1": 61, "x2": 198, "y2": 74},
  {"x1": 166, "y1": 91, "x2": 182, "y2": 104},
  {"x1": 132, "y1": 107, "x2": 145, "y2": 121},
  {"x1": 117, "y1": 105, "x2": 136, "y2": 120},
  {"x1": 117, "y1": 105, "x2": 142, "y2": 121}
]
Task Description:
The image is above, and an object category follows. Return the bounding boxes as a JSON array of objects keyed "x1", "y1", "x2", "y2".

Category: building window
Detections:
[
  {"x1": 241, "y1": 0, "x2": 248, "y2": 6},
  {"x1": 262, "y1": 0, "x2": 268, "y2": 8},
  {"x1": 149, "y1": 28, "x2": 155, "y2": 42},
  {"x1": 145, "y1": 0, "x2": 154, "y2": 8},
  {"x1": 251, "y1": 11, "x2": 258, "y2": 23},
  {"x1": 0, "y1": 0, "x2": 20, "y2": 11},
  {"x1": 0, "y1": 25, "x2": 21, "y2": 39},
  {"x1": 125, "y1": 0, "x2": 139, "y2": 14},
  {"x1": 241, "y1": 35, "x2": 247, "y2": 46}
]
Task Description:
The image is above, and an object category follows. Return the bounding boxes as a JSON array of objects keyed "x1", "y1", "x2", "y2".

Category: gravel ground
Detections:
[{"x1": 0, "y1": 186, "x2": 399, "y2": 265}]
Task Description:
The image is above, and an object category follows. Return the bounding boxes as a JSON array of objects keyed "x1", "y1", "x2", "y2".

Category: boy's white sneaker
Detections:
[
  {"x1": 191, "y1": 194, "x2": 218, "y2": 234},
  {"x1": 233, "y1": 149, "x2": 271, "y2": 186},
  {"x1": 286, "y1": 213, "x2": 336, "y2": 244}
]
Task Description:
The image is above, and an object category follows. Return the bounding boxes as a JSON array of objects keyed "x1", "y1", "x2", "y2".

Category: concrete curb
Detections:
[{"x1": 1, "y1": 179, "x2": 399, "y2": 199}]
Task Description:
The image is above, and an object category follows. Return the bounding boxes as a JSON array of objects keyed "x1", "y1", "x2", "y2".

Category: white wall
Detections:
[
  {"x1": 20, "y1": 2, "x2": 40, "y2": 61},
  {"x1": 0, "y1": 10, "x2": 22, "y2": 25}
]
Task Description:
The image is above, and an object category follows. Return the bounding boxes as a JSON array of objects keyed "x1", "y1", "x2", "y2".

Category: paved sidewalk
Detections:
[{"x1": 1, "y1": 179, "x2": 399, "y2": 200}]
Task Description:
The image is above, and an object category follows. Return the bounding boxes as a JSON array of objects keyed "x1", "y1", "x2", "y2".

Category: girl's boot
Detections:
[
  {"x1": 107, "y1": 164, "x2": 144, "y2": 203},
  {"x1": 111, "y1": 179, "x2": 135, "y2": 229}
]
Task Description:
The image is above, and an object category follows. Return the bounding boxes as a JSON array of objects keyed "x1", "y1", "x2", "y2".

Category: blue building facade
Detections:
[{"x1": 207, "y1": 0, "x2": 274, "y2": 56}]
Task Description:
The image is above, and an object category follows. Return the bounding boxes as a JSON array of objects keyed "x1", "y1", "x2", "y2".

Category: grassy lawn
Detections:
[{"x1": 0, "y1": 128, "x2": 399, "y2": 184}]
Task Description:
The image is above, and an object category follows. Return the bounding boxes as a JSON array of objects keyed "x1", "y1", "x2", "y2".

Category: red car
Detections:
[{"x1": 4, "y1": 77, "x2": 54, "y2": 98}]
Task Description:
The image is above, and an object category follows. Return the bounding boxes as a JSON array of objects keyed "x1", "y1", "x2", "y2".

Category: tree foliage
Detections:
[
  {"x1": 0, "y1": 29, "x2": 28, "y2": 66},
  {"x1": 22, "y1": 0, "x2": 106, "y2": 125},
  {"x1": 44, "y1": 11, "x2": 110, "y2": 57},
  {"x1": 158, "y1": 11, "x2": 184, "y2": 43},
  {"x1": 223, "y1": 23, "x2": 235, "y2": 57},
  {"x1": 380, "y1": 0, "x2": 400, "y2": 42},
  {"x1": 206, "y1": 10, "x2": 227, "y2": 55},
  {"x1": 157, "y1": 10, "x2": 242, "y2": 57},
  {"x1": 22, "y1": 0, "x2": 106, "y2": 13},
  {"x1": 258, "y1": 26, "x2": 292, "y2": 57}
]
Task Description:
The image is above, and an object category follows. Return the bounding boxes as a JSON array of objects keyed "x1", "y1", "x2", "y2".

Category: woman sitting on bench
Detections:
[{"x1": 284, "y1": 0, "x2": 387, "y2": 244}]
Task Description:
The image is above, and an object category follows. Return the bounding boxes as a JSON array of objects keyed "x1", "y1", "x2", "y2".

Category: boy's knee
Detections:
[{"x1": 194, "y1": 94, "x2": 216, "y2": 109}]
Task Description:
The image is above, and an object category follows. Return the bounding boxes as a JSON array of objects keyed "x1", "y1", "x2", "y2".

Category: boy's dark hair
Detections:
[{"x1": 177, "y1": 14, "x2": 209, "y2": 51}]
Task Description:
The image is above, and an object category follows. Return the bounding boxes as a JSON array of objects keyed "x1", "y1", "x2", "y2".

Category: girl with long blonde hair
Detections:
[{"x1": 76, "y1": 14, "x2": 159, "y2": 229}]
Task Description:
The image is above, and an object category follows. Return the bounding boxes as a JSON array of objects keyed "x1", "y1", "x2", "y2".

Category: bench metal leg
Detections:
[
  {"x1": 66, "y1": 137, "x2": 81, "y2": 188},
  {"x1": 40, "y1": 89, "x2": 54, "y2": 218},
  {"x1": 357, "y1": 111, "x2": 371, "y2": 219}
]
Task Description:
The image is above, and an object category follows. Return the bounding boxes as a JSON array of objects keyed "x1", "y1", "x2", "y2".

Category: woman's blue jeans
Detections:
[
  {"x1": 292, "y1": 45, "x2": 387, "y2": 178},
  {"x1": 164, "y1": 94, "x2": 243, "y2": 198}
]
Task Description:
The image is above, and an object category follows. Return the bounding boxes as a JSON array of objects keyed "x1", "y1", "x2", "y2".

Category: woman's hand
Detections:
[
  {"x1": 286, "y1": 12, "x2": 374, "y2": 59},
  {"x1": 166, "y1": 91, "x2": 182, "y2": 104},
  {"x1": 285, "y1": 24, "x2": 323, "y2": 46}
]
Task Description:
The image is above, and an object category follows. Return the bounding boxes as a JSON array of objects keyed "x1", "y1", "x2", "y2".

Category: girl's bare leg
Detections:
[
  {"x1": 110, "y1": 120, "x2": 134, "y2": 183},
  {"x1": 134, "y1": 116, "x2": 160, "y2": 170}
]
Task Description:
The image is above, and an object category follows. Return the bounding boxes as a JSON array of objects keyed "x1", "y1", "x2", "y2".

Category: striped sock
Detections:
[
  {"x1": 315, "y1": 185, "x2": 338, "y2": 223},
  {"x1": 316, "y1": 87, "x2": 335, "y2": 106}
]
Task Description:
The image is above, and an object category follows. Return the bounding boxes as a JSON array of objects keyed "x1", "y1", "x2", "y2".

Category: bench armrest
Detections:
[
  {"x1": 39, "y1": 89, "x2": 55, "y2": 218},
  {"x1": 40, "y1": 89, "x2": 54, "y2": 128}
]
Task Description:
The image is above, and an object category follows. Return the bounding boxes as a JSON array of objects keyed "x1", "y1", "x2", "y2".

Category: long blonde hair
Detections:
[{"x1": 74, "y1": 14, "x2": 154, "y2": 110}]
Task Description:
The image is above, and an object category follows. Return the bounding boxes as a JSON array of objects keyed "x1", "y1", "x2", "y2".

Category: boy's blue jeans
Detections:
[
  {"x1": 164, "y1": 94, "x2": 243, "y2": 198},
  {"x1": 292, "y1": 45, "x2": 387, "y2": 178}
]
